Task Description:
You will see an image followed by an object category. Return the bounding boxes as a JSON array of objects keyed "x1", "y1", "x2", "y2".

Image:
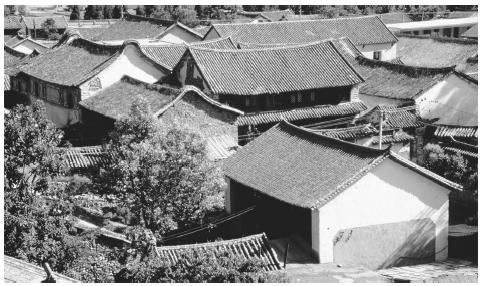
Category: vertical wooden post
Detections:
[
  {"x1": 379, "y1": 110, "x2": 383, "y2": 150},
  {"x1": 284, "y1": 242, "x2": 290, "y2": 268}
]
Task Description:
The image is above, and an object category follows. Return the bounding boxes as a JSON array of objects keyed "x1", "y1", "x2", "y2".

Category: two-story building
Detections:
[
  {"x1": 204, "y1": 15, "x2": 399, "y2": 61},
  {"x1": 14, "y1": 32, "x2": 167, "y2": 127},
  {"x1": 170, "y1": 40, "x2": 367, "y2": 144}
]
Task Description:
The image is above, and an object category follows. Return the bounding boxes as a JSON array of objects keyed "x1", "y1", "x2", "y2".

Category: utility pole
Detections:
[{"x1": 379, "y1": 110, "x2": 384, "y2": 150}]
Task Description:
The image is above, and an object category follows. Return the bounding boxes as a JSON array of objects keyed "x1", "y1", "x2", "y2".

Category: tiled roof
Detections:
[
  {"x1": 237, "y1": 10, "x2": 295, "y2": 22},
  {"x1": 10, "y1": 37, "x2": 50, "y2": 54},
  {"x1": 442, "y1": 137, "x2": 479, "y2": 159},
  {"x1": 234, "y1": 101, "x2": 367, "y2": 126},
  {"x1": 355, "y1": 56, "x2": 454, "y2": 100},
  {"x1": 367, "y1": 105, "x2": 424, "y2": 129},
  {"x1": 314, "y1": 124, "x2": 378, "y2": 140},
  {"x1": 5, "y1": 34, "x2": 26, "y2": 47},
  {"x1": 92, "y1": 13, "x2": 174, "y2": 42},
  {"x1": 237, "y1": 41, "x2": 300, "y2": 49},
  {"x1": 4, "y1": 256, "x2": 80, "y2": 283},
  {"x1": 140, "y1": 37, "x2": 237, "y2": 71},
  {"x1": 80, "y1": 76, "x2": 179, "y2": 120},
  {"x1": 156, "y1": 22, "x2": 204, "y2": 40},
  {"x1": 207, "y1": 16, "x2": 398, "y2": 46},
  {"x1": 19, "y1": 37, "x2": 121, "y2": 86},
  {"x1": 434, "y1": 126, "x2": 478, "y2": 138},
  {"x1": 5, "y1": 74, "x2": 11, "y2": 91},
  {"x1": 224, "y1": 121, "x2": 390, "y2": 208},
  {"x1": 187, "y1": 40, "x2": 364, "y2": 96},
  {"x1": 396, "y1": 35, "x2": 478, "y2": 73},
  {"x1": 22, "y1": 16, "x2": 68, "y2": 30},
  {"x1": 4, "y1": 45, "x2": 36, "y2": 76},
  {"x1": 63, "y1": 146, "x2": 110, "y2": 169},
  {"x1": 156, "y1": 233, "x2": 281, "y2": 271},
  {"x1": 371, "y1": 130, "x2": 415, "y2": 145},
  {"x1": 462, "y1": 24, "x2": 478, "y2": 38},
  {"x1": 4, "y1": 15, "x2": 24, "y2": 30},
  {"x1": 206, "y1": 135, "x2": 239, "y2": 161}
]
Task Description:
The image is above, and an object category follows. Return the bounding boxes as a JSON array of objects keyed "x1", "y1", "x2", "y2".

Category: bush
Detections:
[{"x1": 115, "y1": 249, "x2": 288, "y2": 283}]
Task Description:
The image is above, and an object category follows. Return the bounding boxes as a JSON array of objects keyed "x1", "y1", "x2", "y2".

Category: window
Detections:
[
  {"x1": 34, "y1": 82, "x2": 41, "y2": 97},
  {"x1": 423, "y1": 29, "x2": 431, "y2": 35},
  {"x1": 297, "y1": 93, "x2": 303, "y2": 103},
  {"x1": 373, "y1": 51, "x2": 382, "y2": 60},
  {"x1": 453, "y1": 27, "x2": 459, "y2": 38},
  {"x1": 290, "y1": 94, "x2": 296, "y2": 104},
  {"x1": 310, "y1": 91, "x2": 316, "y2": 102},
  {"x1": 413, "y1": 30, "x2": 420, "y2": 35},
  {"x1": 443, "y1": 28, "x2": 452, "y2": 37},
  {"x1": 245, "y1": 97, "x2": 251, "y2": 107}
]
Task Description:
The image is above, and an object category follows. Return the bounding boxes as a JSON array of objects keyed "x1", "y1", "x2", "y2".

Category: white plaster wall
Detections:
[
  {"x1": 80, "y1": 44, "x2": 166, "y2": 100},
  {"x1": 313, "y1": 158, "x2": 449, "y2": 264},
  {"x1": 415, "y1": 74, "x2": 478, "y2": 126},
  {"x1": 157, "y1": 26, "x2": 201, "y2": 44},
  {"x1": 358, "y1": 43, "x2": 397, "y2": 60}
]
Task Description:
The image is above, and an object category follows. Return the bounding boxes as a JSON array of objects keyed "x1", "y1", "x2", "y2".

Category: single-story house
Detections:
[
  {"x1": 20, "y1": 15, "x2": 69, "y2": 38},
  {"x1": 204, "y1": 16, "x2": 399, "y2": 61},
  {"x1": 79, "y1": 76, "x2": 243, "y2": 161},
  {"x1": 387, "y1": 17, "x2": 478, "y2": 38},
  {"x1": 461, "y1": 24, "x2": 478, "y2": 39},
  {"x1": 223, "y1": 120, "x2": 461, "y2": 269},
  {"x1": 156, "y1": 233, "x2": 281, "y2": 271},
  {"x1": 4, "y1": 15, "x2": 26, "y2": 36},
  {"x1": 5, "y1": 35, "x2": 50, "y2": 55},
  {"x1": 88, "y1": 13, "x2": 204, "y2": 45},
  {"x1": 14, "y1": 32, "x2": 167, "y2": 127},
  {"x1": 396, "y1": 35, "x2": 477, "y2": 76}
]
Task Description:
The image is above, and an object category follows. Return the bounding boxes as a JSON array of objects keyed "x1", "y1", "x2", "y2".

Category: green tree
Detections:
[
  {"x1": 41, "y1": 18, "x2": 60, "y2": 40},
  {"x1": 4, "y1": 102, "x2": 77, "y2": 272},
  {"x1": 103, "y1": 5, "x2": 114, "y2": 19},
  {"x1": 135, "y1": 5, "x2": 145, "y2": 16},
  {"x1": 93, "y1": 97, "x2": 223, "y2": 235},
  {"x1": 84, "y1": 5, "x2": 94, "y2": 19},
  {"x1": 112, "y1": 5, "x2": 123, "y2": 19},
  {"x1": 115, "y1": 248, "x2": 288, "y2": 282},
  {"x1": 172, "y1": 7, "x2": 200, "y2": 27},
  {"x1": 69, "y1": 5, "x2": 80, "y2": 20}
]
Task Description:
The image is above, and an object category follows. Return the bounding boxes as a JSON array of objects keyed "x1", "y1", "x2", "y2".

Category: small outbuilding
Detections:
[{"x1": 223, "y1": 121, "x2": 461, "y2": 269}]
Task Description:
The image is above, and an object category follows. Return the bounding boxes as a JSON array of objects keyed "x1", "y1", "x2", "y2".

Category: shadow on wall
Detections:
[{"x1": 333, "y1": 218, "x2": 436, "y2": 270}]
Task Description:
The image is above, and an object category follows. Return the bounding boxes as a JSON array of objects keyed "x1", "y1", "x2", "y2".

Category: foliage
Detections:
[
  {"x1": 4, "y1": 101, "x2": 79, "y2": 272},
  {"x1": 84, "y1": 5, "x2": 104, "y2": 20},
  {"x1": 172, "y1": 7, "x2": 200, "y2": 27},
  {"x1": 103, "y1": 5, "x2": 114, "y2": 19},
  {"x1": 69, "y1": 5, "x2": 80, "y2": 20},
  {"x1": 135, "y1": 5, "x2": 145, "y2": 16},
  {"x1": 64, "y1": 235, "x2": 121, "y2": 283},
  {"x1": 93, "y1": 97, "x2": 223, "y2": 235},
  {"x1": 112, "y1": 5, "x2": 123, "y2": 19},
  {"x1": 41, "y1": 18, "x2": 60, "y2": 40},
  {"x1": 115, "y1": 248, "x2": 288, "y2": 283},
  {"x1": 423, "y1": 143, "x2": 468, "y2": 184},
  {"x1": 5, "y1": 5, "x2": 15, "y2": 16}
]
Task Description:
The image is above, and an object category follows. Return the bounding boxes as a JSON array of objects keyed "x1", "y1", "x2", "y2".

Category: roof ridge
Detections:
[
  {"x1": 213, "y1": 15, "x2": 383, "y2": 26},
  {"x1": 315, "y1": 123, "x2": 375, "y2": 132},
  {"x1": 190, "y1": 38, "x2": 341, "y2": 53},
  {"x1": 312, "y1": 151, "x2": 390, "y2": 209},
  {"x1": 280, "y1": 120, "x2": 390, "y2": 156},
  {"x1": 356, "y1": 55, "x2": 456, "y2": 75},
  {"x1": 243, "y1": 102, "x2": 362, "y2": 116},
  {"x1": 389, "y1": 152, "x2": 462, "y2": 191},
  {"x1": 156, "y1": 233, "x2": 266, "y2": 249}
]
